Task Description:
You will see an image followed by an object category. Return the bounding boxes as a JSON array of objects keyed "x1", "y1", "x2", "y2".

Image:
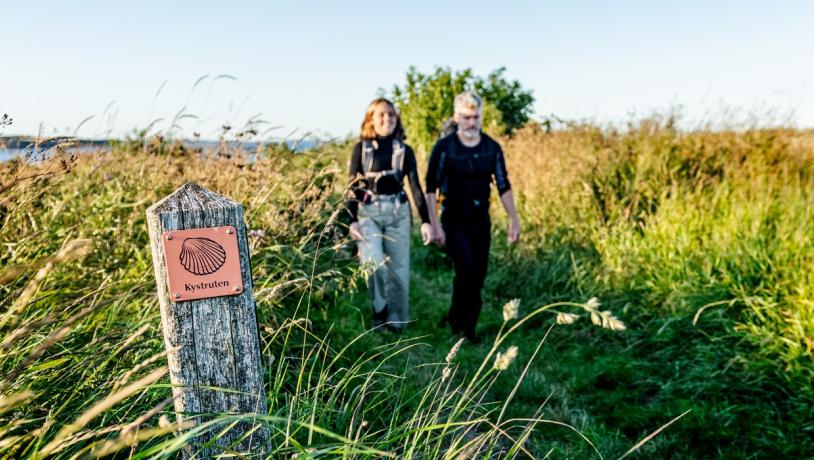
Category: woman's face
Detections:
[{"x1": 372, "y1": 102, "x2": 397, "y2": 137}]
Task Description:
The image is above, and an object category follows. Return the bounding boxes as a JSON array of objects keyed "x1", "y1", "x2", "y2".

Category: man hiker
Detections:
[{"x1": 424, "y1": 91, "x2": 521, "y2": 342}]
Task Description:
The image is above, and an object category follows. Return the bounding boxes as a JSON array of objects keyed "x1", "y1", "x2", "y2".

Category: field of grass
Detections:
[{"x1": 1, "y1": 118, "x2": 812, "y2": 458}]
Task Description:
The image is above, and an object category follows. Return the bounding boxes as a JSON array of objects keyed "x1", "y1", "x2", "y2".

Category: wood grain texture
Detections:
[{"x1": 147, "y1": 182, "x2": 268, "y2": 457}]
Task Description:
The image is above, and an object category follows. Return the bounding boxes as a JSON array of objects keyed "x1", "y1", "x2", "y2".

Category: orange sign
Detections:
[{"x1": 162, "y1": 225, "x2": 244, "y2": 301}]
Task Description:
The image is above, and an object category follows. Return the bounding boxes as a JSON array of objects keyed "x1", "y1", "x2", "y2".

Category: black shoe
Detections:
[
  {"x1": 463, "y1": 331, "x2": 481, "y2": 345},
  {"x1": 438, "y1": 314, "x2": 448, "y2": 329},
  {"x1": 385, "y1": 324, "x2": 403, "y2": 334},
  {"x1": 372, "y1": 305, "x2": 388, "y2": 331}
]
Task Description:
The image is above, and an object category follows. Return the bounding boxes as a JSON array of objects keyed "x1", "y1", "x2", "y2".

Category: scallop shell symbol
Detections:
[{"x1": 179, "y1": 237, "x2": 227, "y2": 275}]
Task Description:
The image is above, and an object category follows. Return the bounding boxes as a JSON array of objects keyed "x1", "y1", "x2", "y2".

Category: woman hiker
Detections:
[{"x1": 348, "y1": 97, "x2": 433, "y2": 332}]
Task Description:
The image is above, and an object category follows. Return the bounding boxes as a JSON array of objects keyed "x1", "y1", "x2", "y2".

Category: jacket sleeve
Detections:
[
  {"x1": 425, "y1": 138, "x2": 444, "y2": 194},
  {"x1": 493, "y1": 141, "x2": 512, "y2": 195},
  {"x1": 404, "y1": 146, "x2": 431, "y2": 224},
  {"x1": 347, "y1": 142, "x2": 364, "y2": 222}
]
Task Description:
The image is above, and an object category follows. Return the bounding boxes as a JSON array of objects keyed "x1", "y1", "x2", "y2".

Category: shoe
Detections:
[
  {"x1": 385, "y1": 324, "x2": 403, "y2": 334},
  {"x1": 463, "y1": 331, "x2": 481, "y2": 345},
  {"x1": 372, "y1": 305, "x2": 388, "y2": 331},
  {"x1": 438, "y1": 314, "x2": 448, "y2": 329}
]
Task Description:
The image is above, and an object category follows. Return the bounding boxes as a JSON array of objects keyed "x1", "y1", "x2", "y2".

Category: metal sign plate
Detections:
[{"x1": 162, "y1": 225, "x2": 244, "y2": 302}]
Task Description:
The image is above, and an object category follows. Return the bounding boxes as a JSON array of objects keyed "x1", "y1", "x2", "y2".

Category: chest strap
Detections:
[{"x1": 362, "y1": 138, "x2": 406, "y2": 187}]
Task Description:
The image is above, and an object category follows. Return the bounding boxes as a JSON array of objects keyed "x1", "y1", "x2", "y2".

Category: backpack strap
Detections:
[
  {"x1": 391, "y1": 138, "x2": 406, "y2": 182},
  {"x1": 361, "y1": 138, "x2": 406, "y2": 190},
  {"x1": 361, "y1": 140, "x2": 376, "y2": 175}
]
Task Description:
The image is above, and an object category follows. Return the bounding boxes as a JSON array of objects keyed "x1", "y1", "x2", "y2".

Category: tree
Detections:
[
  {"x1": 474, "y1": 68, "x2": 535, "y2": 136},
  {"x1": 389, "y1": 67, "x2": 534, "y2": 153}
]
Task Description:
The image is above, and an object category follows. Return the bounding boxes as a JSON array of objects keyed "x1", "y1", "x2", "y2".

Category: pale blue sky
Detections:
[{"x1": 2, "y1": 1, "x2": 813, "y2": 139}]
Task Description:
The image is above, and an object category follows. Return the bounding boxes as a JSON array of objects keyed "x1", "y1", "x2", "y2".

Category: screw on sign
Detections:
[{"x1": 146, "y1": 182, "x2": 269, "y2": 458}]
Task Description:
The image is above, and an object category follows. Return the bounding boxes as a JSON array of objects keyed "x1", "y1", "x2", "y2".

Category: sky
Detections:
[{"x1": 2, "y1": 0, "x2": 813, "y2": 140}]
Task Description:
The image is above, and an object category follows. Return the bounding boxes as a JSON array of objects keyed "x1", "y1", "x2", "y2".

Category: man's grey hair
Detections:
[{"x1": 454, "y1": 91, "x2": 483, "y2": 114}]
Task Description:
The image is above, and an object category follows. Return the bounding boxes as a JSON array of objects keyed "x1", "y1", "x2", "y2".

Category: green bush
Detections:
[{"x1": 389, "y1": 66, "x2": 534, "y2": 153}]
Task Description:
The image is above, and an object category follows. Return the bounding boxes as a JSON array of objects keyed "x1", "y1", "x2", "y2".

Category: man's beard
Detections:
[{"x1": 460, "y1": 127, "x2": 479, "y2": 139}]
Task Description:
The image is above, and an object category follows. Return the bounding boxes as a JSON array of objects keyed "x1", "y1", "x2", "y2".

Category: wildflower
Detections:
[
  {"x1": 556, "y1": 312, "x2": 579, "y2": 325},
  {"x1": 586, "y1": 297, "x2": 601, "y2": 309},
  {"x1": 249, "y1": 229, "x2": 266, "y2": 239},
  {"x1": 325, "y1": 208, "x2": 341, "y2": 228},
  {"x1": 502, "y1": 298, "x2": 520, "y2": 322},
  {"x1": 493, "y1": 345, "x2": 519, "y2": 371},
  {"x1": 589, "y1": 310, "x2": 626, "y2": 331},
  {"x1": 441, "y1": 337, "x2": 464, "y2": 382},
  {"x1": 608, "y1": 316, "x2": 626, "y2": 331},
  {"x1": 446, "y1": 337, "x2": 465, "y2": 363},
  {"x1": 590, "y1": 311, "x2": 602, "y2": 326},
  {"x1": 601, "y1": 311, "x2": 626, "y2": 331}
]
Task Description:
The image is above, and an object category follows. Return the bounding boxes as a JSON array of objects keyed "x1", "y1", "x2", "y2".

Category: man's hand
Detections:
[
  {"x1": 420, "y1": 223, "x2": 434, "y2": 245},
  {"x1": 508, "y1": 218, "x2": 520, "y2": 245},
  {"x1": 433, "y1": 224, "x2": 446, "y2": 246},
  {"x1": 499, "y1": 190, "x2": 520, "y2": 245},
  {"x1": 349, "y1": 222, "x2": 364, "y2": 241}
]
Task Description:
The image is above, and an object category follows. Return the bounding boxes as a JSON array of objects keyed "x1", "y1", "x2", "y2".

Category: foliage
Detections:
[
  {"x1": 1, "y1": 118, "x2": 813, "y2": 458},
  {"x1": 390, "y1": 66, "x2": 534, "y2": 152}
]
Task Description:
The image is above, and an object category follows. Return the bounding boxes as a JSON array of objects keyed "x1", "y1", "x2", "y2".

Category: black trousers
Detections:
[{"x1": 442, "y1": 212, "x2": 491, "y2": 338}]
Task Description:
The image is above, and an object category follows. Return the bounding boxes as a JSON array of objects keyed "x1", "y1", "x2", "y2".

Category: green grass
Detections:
[{"x1": 1, "y1": 120, "x2": 813, "y2": 458}]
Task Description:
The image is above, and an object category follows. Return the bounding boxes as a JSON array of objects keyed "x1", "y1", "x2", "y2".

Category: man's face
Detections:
[{"x1": 454, "y1": 106, "x2": 482, "y2": 140}]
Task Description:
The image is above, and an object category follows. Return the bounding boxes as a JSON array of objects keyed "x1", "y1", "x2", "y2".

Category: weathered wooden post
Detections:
[{"x1": 146, "y1": 182, "x2": 269, "y2": 457}]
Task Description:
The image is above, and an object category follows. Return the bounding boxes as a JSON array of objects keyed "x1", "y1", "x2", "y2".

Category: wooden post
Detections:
[{"x1": 146, "y1": 182, "x2": 269, "y2": 457}]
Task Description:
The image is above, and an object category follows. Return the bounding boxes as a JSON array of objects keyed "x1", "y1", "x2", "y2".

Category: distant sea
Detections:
[{"x1": 0, "y1": 138, "x2": 319, "y2": 162}]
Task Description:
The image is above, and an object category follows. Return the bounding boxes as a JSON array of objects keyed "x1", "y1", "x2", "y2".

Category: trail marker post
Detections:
[{"x1": 147, "y1": 182, "x2": 268, "y2": 457}]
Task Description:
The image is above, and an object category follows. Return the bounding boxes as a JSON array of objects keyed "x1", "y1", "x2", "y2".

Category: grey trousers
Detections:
[{"x1": 357, "y1": 198, "x2": 411, "y2": 329}]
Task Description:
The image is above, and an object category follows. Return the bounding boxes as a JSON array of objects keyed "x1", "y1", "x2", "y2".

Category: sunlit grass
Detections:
[{"x1": 2, "y1": 118, "x2": 812, "y2": 458}]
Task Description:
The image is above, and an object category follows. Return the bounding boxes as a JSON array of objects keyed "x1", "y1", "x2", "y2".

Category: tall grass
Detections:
[
  {"x1": 488, "y1": 119, "x2": 814, "y2": 457},
  {"x1": 501, "y1": 119, "x2": 814, "y2": 387},
  {"x1": 1, "y1": 118, "x2": 812, "y2": 458}
]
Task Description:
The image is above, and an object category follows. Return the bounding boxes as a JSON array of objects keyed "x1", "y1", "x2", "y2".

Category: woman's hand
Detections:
[
  {"x1": 420, "y1": 223, "x2": 434, "y2": 246},
  {"x1": 349, "y1": 222, "x2": 364, "y2": 241}
]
